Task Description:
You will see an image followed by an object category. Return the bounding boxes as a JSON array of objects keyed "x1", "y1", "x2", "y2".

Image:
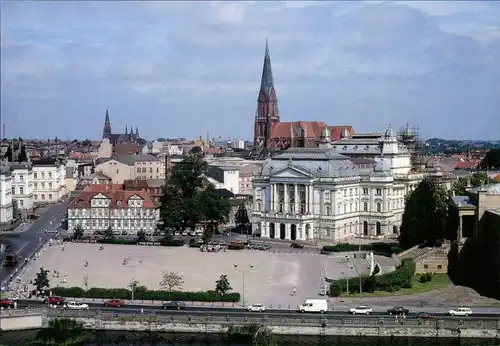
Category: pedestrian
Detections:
[{"x1": 293, "y1": 287, "x2": 296, "y2": 295}]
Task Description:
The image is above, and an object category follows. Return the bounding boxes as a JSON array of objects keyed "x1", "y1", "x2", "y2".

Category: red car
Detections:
[
  {"x1": 104, "y1": 299, "x2": 124, "y2": 308},
  {"x1": 290, "y1": 242, "x2": 304, "y2": 249},
  {"x1": 0, "y1": 298, "x2": 15, "y2": 309},
  {"x1": 43, "y1": 296, "x2": 65, "y2": 305},
  {"x1": 416, "y1": 312, "x2": 436, "y2": 319}
]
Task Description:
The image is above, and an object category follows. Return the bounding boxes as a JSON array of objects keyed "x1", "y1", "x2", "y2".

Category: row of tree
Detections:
[{"x1": 4, "y1": 144, "x2": 28, "y2": 162}]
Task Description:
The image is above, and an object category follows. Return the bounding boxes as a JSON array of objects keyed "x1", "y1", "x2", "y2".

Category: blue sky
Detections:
[{"x1": 1, "y1": 1, "x2": 499, "y2": 141}]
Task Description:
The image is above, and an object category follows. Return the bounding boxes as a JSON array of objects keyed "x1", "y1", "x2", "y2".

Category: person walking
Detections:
[{"x1": 293, "y1": 287, "x2": 296, "y2": 296}]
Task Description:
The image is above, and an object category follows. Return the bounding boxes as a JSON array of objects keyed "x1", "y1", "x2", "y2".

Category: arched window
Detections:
[{"x1": 376, "y1": 202, "x2": 381, "y2": 212}]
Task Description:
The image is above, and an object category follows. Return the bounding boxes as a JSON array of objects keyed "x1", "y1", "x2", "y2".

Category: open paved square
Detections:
[{"x1": 20, "y1": 243, "x2": 359, "y2": 307}]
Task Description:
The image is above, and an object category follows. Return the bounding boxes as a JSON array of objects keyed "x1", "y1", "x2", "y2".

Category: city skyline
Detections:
[{"x1": 1, "y1": 1, "x2": 499, "y2": 140}]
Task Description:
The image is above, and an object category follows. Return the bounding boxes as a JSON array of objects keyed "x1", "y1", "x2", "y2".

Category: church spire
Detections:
[
  {"x1": 135, "y1": 126, "x2": 139, "y2": 137},
  {"x1": 260, "y1": 38, "x2": 275, "y2": 98},
  {"x1": 102, "y1": 109, "x2": 112, "y2": 139},
  {"x1": 125, "y1": 125, "x2": 128, "y2": 135}
]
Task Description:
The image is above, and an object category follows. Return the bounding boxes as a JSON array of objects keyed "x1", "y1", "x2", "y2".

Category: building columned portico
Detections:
[{"x1": 251, "y1": 125, "x2": 424, "y2": 242}]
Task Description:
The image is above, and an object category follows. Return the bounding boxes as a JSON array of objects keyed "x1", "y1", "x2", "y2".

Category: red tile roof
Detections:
[
  {"x1": 455, "y1": 160, "x2": 480, "y2": 170},
  {"x1": 83, "y1": 184, "x2": 124, "y2": 192},
  {"x1": 270, "y1": 121, "x2": 353, "y2": 141},
  {"x1": 115, "y1": 143, "x2": 139, "y2": 155},
  {"x1": 69, "y1": 189, "x2": 158, "y2": 209}
]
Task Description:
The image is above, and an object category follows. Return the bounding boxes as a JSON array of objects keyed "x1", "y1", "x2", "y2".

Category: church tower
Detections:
[
  {"x1": 102, "y1": 109, "x2": 112, "y2": 139},
  {"x1": 253, "y1": 39, "x2": 280, "y2": 153}
]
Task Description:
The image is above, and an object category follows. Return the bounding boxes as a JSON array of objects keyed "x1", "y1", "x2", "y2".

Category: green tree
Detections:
[
  {"x1": 215, "y1": 274, "x2": 232, "y2": 296},
  {"x1": 235, "y1": 202, "x2": 250, "y2": 234},
  {"x1": 469, "y1": 171, "x2": 491, "y2": 187},
  {"x1": 159, "y1": 271, "x2": 184, "y2": 291},
  {"x1": 136, "y1": 229, "x2": 147, "y2": 243},
  {"x1": 35, "y1": 318, "x2": 86, "y2": 345},
  {"x1": 364, "y1": 275, "x2": 377, "y2": 293},
  {"x1": 73, "y1": 225, "x2": 84, "y2": 240},
  {"x1": 190, "y1": 146, "x2": 203, "y2": 155},
  {"x1": 453, "y1": 172, "x2": 492, "y2": 195},
  {"x1": 103, "y1": 226, "x2": 114, "y2": 240},
  {"x1": 480, "y1": 149, "x2": 500, "y2": 169},
  {"x1": 4, "y1": 145, "x2": 13, "y2": 162},
  {"x1": 17, "y1": 144, "x2": 28, "y2": 162},
  {"x1": 34, "y1": 267, "x2": 50, "y2": 292},
  {"x1": 399, "y1": 179, "x2": 449, "y2": 249},
  {"x1": 253, "y1": 326, "x2": 277, "y2": 346},
  {"x1": 453, "y1": 177, "x2": 468, "y2": 195}
]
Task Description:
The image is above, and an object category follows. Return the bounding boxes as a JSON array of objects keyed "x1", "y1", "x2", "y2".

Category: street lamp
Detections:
[
  {"x1": 234, "y1": 264, "x2": 254, "y2": 308},
  {"x1": 123, "y1": 257, "x2": 143, "y2": 301}
]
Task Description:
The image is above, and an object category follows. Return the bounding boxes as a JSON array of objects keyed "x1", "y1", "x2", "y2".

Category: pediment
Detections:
[
  {"x1": 272, "y1": 166, "x2": 312, "y2": 179},
  {"x1": 92, "y1": 193, "x2": 108, "y2": 200}
]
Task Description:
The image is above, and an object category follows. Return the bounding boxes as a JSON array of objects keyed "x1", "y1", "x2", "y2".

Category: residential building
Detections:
[
  {"x1": 65, "y1": 165, "x2": 79, "y2": 195},
  {"x1": 95, "y1": 155, "x2": 166, "y2": 184},
  {"x1": 78, "y1": 172, "x2": 112, "y2": 189},
  {"x1": 205, "y1": 165, "x2": 240, "y2": 194},
  {"x1": 67, "y1": 184, "x2": 159, "y2": 235},
  {"x1": 76, "y1": 162, "x2": 94, "y2": 177},
  {"x1": 251, "y1": 126, "x2": 424, "y2": 242},
  {"x1": 32, "y1": 159, "x2": 66, "y2": 203},
  {"x1": 97, "y1": 139, "x2": 113, "y2": 158},
  {"x1": 239, "y1": 164, "x2": 261, "y2": 196},
  {"x1": 123, "y1": 179, "x2": 164, "y2": 203},
  {"x1": 0, "y1": 169, "x2": 13, "y2": 224},
  {"x1": 10, "y1": 162, "x2": 34, "y2": 211}
]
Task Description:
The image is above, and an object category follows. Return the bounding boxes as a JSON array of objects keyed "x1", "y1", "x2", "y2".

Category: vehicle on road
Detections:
[
  {"x1": 3, "y1": 255, "x2": 18, "y2": 267},
  {"x1": 4, "y1": 245, "x2": 12, "y2": 252},
  {"x1": 247, "y1": 303, "x2": 266, "y2": 312},
  {"x1": 415, "y1": 312, "x2": 436, "y2": 319},
  {"x1": 290, "y1": 242, "x2": 304, "y2": 249},
  {"x1": 64, "y1": 301, "x2": 89, "y2": 310},
  {"x1": 162, "y1": 301, "x2": 186, "y2": 310},
  {"x1": 349, "y1": 305, "x2": 372, "y2": 315},
  {"x1": 43, "y1": 296, "x2": 65, "y2": 305},
  {"x1": 45, "y1": 229, "x2": 59, "y2": 234},
  {"x1": 0, "y1": 298, "x2": 15, "y2": 309},
  {"x1": 104, "y1": 299, "x2": 124, "y2": 308},
  {"x1": 386, "y1": 306, "x2": 409, "y2": 315},
  {"x1": 298, "y1": 299, "x2": 328, "y2": 314},
  {"x1": 447, "y1": 307, "x2": 472, "y2": 317}
]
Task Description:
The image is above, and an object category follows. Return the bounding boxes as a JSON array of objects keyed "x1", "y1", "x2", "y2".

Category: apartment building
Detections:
[
  {"x1": 95, "y1": 155, "x2": 165, "y2": 184},
  {"x1": 238, "y1": 165, "x2": 261, "y2": 196},
  {"x1": 205, "y1": 165, "x2": 240, "y2": 194},
  {"x1": 0, "y1": 169, "x2": 13, "y2": 224},
  {"x1": 10, "y1": 162, "x2": 34, "y2": 210},
  {"x1": 32, "y1": 159, "x2": 66, "y2": 203}
]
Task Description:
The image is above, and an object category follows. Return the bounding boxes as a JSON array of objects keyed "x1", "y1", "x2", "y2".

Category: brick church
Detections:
[{"x1": 253, "y1": 41, "x2": 354, "y2": 156}]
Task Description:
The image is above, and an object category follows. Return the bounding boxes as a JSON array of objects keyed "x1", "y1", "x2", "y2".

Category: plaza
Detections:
[{"x1": 19, "y1": 243, "x2": 361, "y2": 307}]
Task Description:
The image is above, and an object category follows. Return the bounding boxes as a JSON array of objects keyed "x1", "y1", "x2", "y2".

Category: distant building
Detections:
[
  {"x1": 10, "y1": 162, "x2": 34, "y2": 211},
  {"x1": 205, "y1": 166, "x2": 240, "y2": 194},
  {"x1": 101, "y1": 109, "x2": 141, "y2": 146},
  {"x1": 95, "y1": 155, "x2": 166, "y2": 184},
  {"x1": 32, "y1": 158, "x2": 66, "y2": 203},
  {"x1": 0, "y1": 168, "x2": 13, "y2": 224}
]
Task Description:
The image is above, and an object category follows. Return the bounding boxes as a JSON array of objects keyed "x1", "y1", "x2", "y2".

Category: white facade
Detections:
[
  {"x1": 11, "y1": 163, "x2": 34, "y2": 210},
  {"x1": 0, "y1": 171, "x2": 13, "y2": 224},
  {"x1": 206, "y1": 165, "x2": 240, "y2": 194},
  {"x1": 68, "y1": 192, "x2": 160, "y2": 235},
  {"x1": 251, "y1": 127, "x2": 423, "y2": 242},
  {"x1": 32, "y1": 162, "x2": 66, "y2": 203}
]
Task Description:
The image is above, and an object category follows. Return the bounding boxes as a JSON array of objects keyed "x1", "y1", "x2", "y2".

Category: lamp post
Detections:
[
  {"x1": 124, "y1": 258, "x2": 143, "y2": 301},
  {"x1": 234, "y1": 264, "x2": 254, "y2": 307}
]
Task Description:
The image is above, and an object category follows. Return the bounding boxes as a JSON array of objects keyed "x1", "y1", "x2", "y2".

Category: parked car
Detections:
[
  {"x1": 386, "y1": 306, "x2": 409, "y2": 315},
  {"x1": 447, "y1": 307, "x2": 472, "y2": 317},
  {"x1": 65, "y1": 301, "x2": 89, "y2": 310},
  {"x1": 349, "y1": 306, "x2": 372, "y2": 315},
  {"x1": 415, "y1": 312, "x2": 436, "y2": 319},
  {"x1": 298, "y1": 299, "x2": 328, "y2": 314},
  {"x1": 0, "y1": 298, "x2": 15, "y2": 309},
  {"x1": 104, "y1": 299, "x2": 124, "y2": 308},
  {"x1": 290, "y1": 242, "x2": 304, "y2": 249},
  {"x1": 163, "y1": 301, "x2": 186, "y2": 310},
  {"x1": 43, "y1": 296, "x2": 65, "y2": 305},
  {"x1": 247, "y1": 303, "x2": 266, "y2": 312}
]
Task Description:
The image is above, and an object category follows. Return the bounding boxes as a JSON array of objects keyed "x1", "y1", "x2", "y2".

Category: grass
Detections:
[{"x1": 340, "y1": 273, "x2": 452, "y2": 298}]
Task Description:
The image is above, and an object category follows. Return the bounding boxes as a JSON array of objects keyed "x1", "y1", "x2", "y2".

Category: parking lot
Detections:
[{"x1": 18, "y1": 243, "x2": 360, "y2": 307}]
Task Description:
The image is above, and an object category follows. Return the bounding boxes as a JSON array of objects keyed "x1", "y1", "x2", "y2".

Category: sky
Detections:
[{"x1": 1, "y1": 1, "x2": 500, "y2": 141}]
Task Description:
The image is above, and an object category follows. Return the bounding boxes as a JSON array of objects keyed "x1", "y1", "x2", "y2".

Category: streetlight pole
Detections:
[
  {"x1": 234, "y1": 264, "x2": 254, "y2": 307},
  {"x1": 127, "y1": 258, "x2": 143, "y2": 301}
]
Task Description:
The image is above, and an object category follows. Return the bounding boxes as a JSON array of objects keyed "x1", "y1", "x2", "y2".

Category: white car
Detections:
[
  {"x1": 448, "y1": 307, "x2": 472, "y2": 316},
  {"x1": 65, "y1": 301, "x2": 89, "y2": 310},
  {"x1": 247, "y1": 303, "x2": 266, "y2": 312},
  {"x1": 349, "y1": 305, "x2": 373, "y2": 315}
]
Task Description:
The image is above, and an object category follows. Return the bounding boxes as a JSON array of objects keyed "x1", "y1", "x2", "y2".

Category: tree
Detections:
[
  {"x1": 73, "y1": 225, "x2": 84, "y2": 240},
  {"x1": 12, "y1": 200, "x2": 21, "y2": 220},
  {"x1": 17, "y1": 144, "x2": 28, "y2": 162},
  {"x1": 398, "y1": 179, "x2": 449, "y2": 249},
  {"x1": 253, "y1": 326, "x2": 277, "y2": 346},
  {"x1": 137, "y1": 229, "x2": 147, "y2": 243},
  {"x1": 103, "y1": 226, "x2": 114, "y2": 240},
  {"x1": 34, "y1": 267, "x2": 50, "y2": 292},
  {"x1": 453, "y1": 177, "x2": 468, "y2": 195},
  {"x1": 215, "y1": 274, "x2": 232, "y2": 296},
  {"x1": 480, "y1": 149, "x2": 500, "y2": 169},
  {"x1": 235, "y1": 202, "x2": 250, "y2": 234},
  {"x1": 190, "y1": 146, "x2": 202, "y2": 155},
  {"x1": 469, "y1": 171, "x2": 491, "y2": 187},
  {"x1": 35, "y1": 318, "x2": 86, "y2": 346},
  {"x1": 453, "y1": 172, "x2": 492, "y2": 195},
  {"x1": 4, "y1": 145, "x2": 13, "y2": 162},
  {"x1": 83, "y1": 273, "x2": 89, "y2": 291},
  {"x1": 197, "y1": 183, "x2": 231, "y2": 233},
  {"x1": 128, "y1": 279, "x2": 139, "y2": 291},
  {"x1": 159, "y1": 271, "x2": 184, "y2": 291}
]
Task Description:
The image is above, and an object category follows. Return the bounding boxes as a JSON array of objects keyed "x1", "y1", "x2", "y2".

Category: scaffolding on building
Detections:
[{"x1": 397, "y1": 122, "x2": 426, "y2": 171}]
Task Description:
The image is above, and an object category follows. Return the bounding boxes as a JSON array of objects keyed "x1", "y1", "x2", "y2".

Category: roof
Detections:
[
  {"x1": 69, "y1": 189, "x2": 158, "y2": 209},
  {"x1": 114, "y1": 143, "x2": 139, "y2": 156},
  {"x1": 80, "y1": 172, "x2": 112, "y2": 181},
  {"x1": 147, "y1": 179, "x2": 165, "y2": 188},
  {"x1": 260, "y1": 40, "x2": 274, "y2": 98},
  {"x1": 215, "y1": 188, "x2": 235, "y2": 199},
  {"x1": 83, "y1": 184, "x2": 124, "y2": 192},
  {"x1": 269, "y1": 121, "x2": 353, "y2": 141},
  {"x1": 274, "y1": 147, "x2": 351, "y2": 160},
  {"x1": 451, "y1": 196, "x2": 476, "y2": 208},
  {"x1": 469, "y1": 183, "x2": 500, "y2": 195},
  {"x1": 111, "y1": 154, "x2": 160, "y2": 166}
]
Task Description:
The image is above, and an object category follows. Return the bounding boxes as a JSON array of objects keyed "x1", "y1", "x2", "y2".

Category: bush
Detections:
[
  {"x1": 50, "y1": 286, "x2": 241, "y2": 302},
  {"x1": 329, "y1": 282, "x2": 343, "y2": 297},
  {"x1": 227, "y1": 244, "x2": 245, "y2": 250},
  {"x1": 322, "y1": 242, "x2": 403, "y2": 255},
  {"x1": 188, "y1": 239, "x2": 202, "y2": 248},
  {"x1": 418, "y1": 273, "x2": 433, "y2": 283},
  {"x1": 99, "y1": 238, "x2": 138, "y2": 245},
  {"x1": 160, "y1": 238, "x2": 185, "y2": 247}
]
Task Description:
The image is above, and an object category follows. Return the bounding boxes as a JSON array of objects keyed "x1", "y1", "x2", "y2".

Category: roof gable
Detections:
[{"x1": 272, "y1": 165, "x2": 313, "y2": 179}]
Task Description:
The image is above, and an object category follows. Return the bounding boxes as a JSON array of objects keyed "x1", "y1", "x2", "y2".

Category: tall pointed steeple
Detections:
[
  {"x1": 125, "y1": 125, "x2": 128, "y2": 135},
  {"x1": 102, "y1": 109, "x2": 112, "y2": 139},
  {"x1": 135, "y1": 126, "x2": 139, "y2": 137},
  {"x1": 254, "y1": 38, "x2": 280, "y2": 153}
]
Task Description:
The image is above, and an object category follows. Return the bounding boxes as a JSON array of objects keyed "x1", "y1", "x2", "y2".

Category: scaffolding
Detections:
[{"x1": 397, "y1": 122, "x2": 425, "y2": 170}]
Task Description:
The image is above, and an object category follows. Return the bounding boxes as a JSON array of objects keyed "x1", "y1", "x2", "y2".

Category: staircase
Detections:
[{"x1": 396, "y1": 245, "x2": 435, "y2": 261}]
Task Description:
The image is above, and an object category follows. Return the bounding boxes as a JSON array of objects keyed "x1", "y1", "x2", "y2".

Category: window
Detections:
[
  {"x1": 48, "y1": 172, "x2": 52, "y2": 179},
  {"x1": 20, "y1": 200, "x2": 24, "y2": 206},
  {"x1": 343, "y1": 190, "x2": 347, "y2": 197},
  {"x1": 437, "y1": 265, "x2": 443, "y2": 269},
  {"x1": 376, "y1": 189, "x2": 382, "y2": 196},
  {"x1": 376, "y1": 203, "x2": 381, "y2": 212},
  {"x1": 149, "y1": 168, "x2": 153, "y2": 173},
  {"x1": 349, "y1": 203, "x2": 352, "y2": 212},
  {"x1": 116, "y1": 169, "x2": 119, "y2": 174},
  {"x1": 349, "y1": 188, "x2": 352, "y2": 196},
  {"x1": 41, "y1": 194, "x2": 45, "y2": 200},
  {"x1": 41, "y1": 182, "x2": 45, "y2": 189},
  {"x1": 343, "y1": 204, "x2": 347, "y2": 214},
  {"x1": 424, "y1": 264, "x2": 429, "y2": 269},
  {"x1": 49, "y1": 182, "x2": 53, "y2": 189},
  {"x1": 34, "y1": 183, "x2": 38, "y2": 189},
  {"x1": 363, "y1": 202, "x2": 368, "y2": 211},
  {"x1": 137, "y1": 168, "x2": 141, "y2": 173},
  {"x1": 20, "y1": 175, "x2": 24, "y2": 182},
  {"x1": 20, "y1": 187, "x2": 24, "y2": 195},
  {"x1": 34, "y1": 173, "x2": 37, "y2": 179},
  {"x1": 363, "y1": 188, "x2": 368, "y2": 195},
  {"x1": 12, "y1": 187, "x2": 15, "y2": 195},
  {"x1": 257, "y1": 203, "x2": 261, "y2": 211},
  {"x1": 326, "y1": 205, "x2": 331, "y2": 216}
]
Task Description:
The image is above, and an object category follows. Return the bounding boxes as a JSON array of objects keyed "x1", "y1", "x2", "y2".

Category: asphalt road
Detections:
[
  {"x1": 13, "y1": 300, "x2": 500, "y2": 318},
  {"x1": 0, "y1": 202, "x2": 68, "y2": 287}
]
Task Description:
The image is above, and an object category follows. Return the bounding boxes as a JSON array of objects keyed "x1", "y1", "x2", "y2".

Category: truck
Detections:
[
  {"x1": 3, "y1": 255, "x2": 18, "y2": 267},
  {"x1": 298, "y1": 299, "x2": 328, "y2": 314}
]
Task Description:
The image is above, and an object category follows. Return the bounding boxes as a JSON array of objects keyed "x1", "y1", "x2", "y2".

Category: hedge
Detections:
[
  {"x1": 227, "y1": 244, "x2": 245, "y2": 250},
  {"x1": 97, "y1": 238, "x2": 185, "y2": 247},
  {"x1": 322, "y1": 242, "x2": 403, "y2": 255},
  {"x1": 329, "y1": 258, "x2": 416, "y2": 296},
  {"x1": 50, "y1": 286, "x2": 241, "y2": 303}
]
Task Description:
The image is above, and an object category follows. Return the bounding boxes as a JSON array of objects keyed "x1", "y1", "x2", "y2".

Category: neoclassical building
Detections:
[{"x1": 251, "y1": 125, "x2": 424, "y2": 241}]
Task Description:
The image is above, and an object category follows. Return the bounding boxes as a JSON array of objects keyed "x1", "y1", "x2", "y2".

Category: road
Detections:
[
  {"x1": 12, "y1": 299, "x2": 500, "y2": 318},
  {"x1": 0, "y1": 202, "x2": 68, "y2": 288}
]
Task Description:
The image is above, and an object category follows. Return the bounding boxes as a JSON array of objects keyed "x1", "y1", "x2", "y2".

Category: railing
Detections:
[
  {"x1": 44, "y1": 310, "x2": 500, "y2": 330},
  {"x1": 0, "y1": 308, "x2": 44, "y2": 317}
]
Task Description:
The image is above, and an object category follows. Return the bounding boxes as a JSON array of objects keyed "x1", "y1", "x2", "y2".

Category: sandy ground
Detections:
[{"x1": 18, "y1": 243, "x2": 359, "y2": 307}]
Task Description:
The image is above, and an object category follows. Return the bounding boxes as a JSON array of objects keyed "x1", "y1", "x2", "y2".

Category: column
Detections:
[
  {"x1": 284, "y1": 184, "x2": 289, "y2": 213},
  {"x1": 458, "y1": 215, "x2": 463, "y2": 243},
  {"x1": 262, "y1": 222, "x2": 267, "y2": 237},
  {"x1": 294, "y1": 184, "x2": 299, "y2": 214},
  {"x1": 270, "y1": 184, "x2": 275, "y2": 212},
  {"x1": 308, "y1": 185, "x2": 314, "y2": 214},
  {"x1": 305, "y1": 185, "x2": 309, "y2": 213},
  {"x1": 285, "y1": 224, "x2": 291, "y2": 240}
]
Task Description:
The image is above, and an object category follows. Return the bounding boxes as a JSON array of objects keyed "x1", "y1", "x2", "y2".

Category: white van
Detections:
[
  {"x1": 298, "y1": 299, "x2": 328, "y2": 314},
  {"x1": 447, "y1": 307, "x2": 472, "y2": 316}
]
